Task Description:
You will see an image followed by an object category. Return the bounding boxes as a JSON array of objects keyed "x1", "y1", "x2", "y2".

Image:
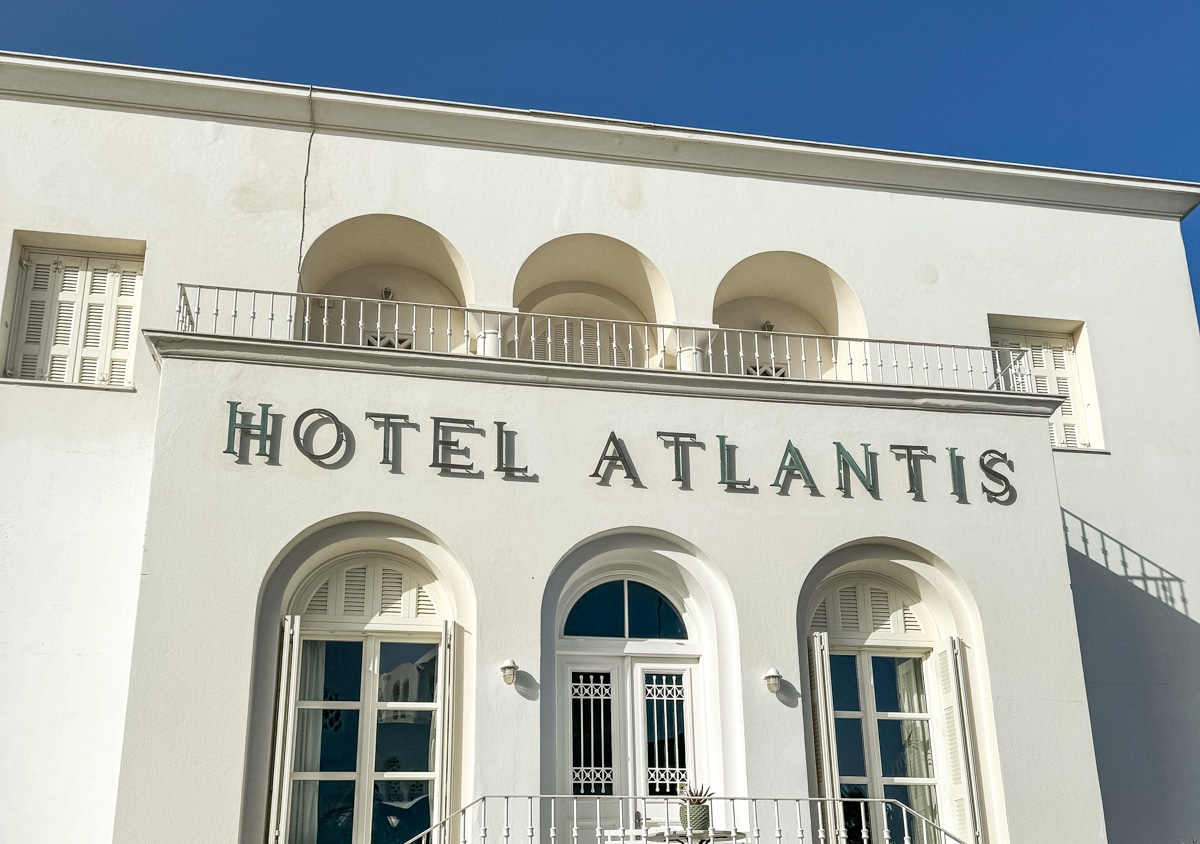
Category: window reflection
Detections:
[{"x1": 378, "y1": 643, "x2": 438, "y2": 703}]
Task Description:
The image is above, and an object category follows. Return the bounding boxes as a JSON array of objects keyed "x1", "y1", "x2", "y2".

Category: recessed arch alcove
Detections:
[
  {"x1": 240, "y1": 514, "x2": 476, "y2": 844},
  {"x1": 538, "y1": 528, "x2": 745, "y2": 801},
  {"x1": 713, "y1": 252, "x2": 866, "y2": 339},
  {"x1": 300, "y1": 214, "x2": 473, "y2": 306},
  {"x1": 796, "y1": 538, "x2": 1002, "y2": 844},
  {"x1": 513, "y1": 235, "x2": 674, "y2": 368}
]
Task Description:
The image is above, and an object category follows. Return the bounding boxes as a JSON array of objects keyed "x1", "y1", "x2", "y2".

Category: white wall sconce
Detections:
[
  {"x1": 763, "y1": 668, "x2": 783, "y2": 694},
  {"x1": 500, "y1": 659, "x2": 519, "y2": 685}
]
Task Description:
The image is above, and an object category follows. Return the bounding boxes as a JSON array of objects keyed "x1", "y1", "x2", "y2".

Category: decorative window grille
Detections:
[
  {"x1": 644, "y1": 672, "x2": 688, "y2": 796},
  {"x1": 6, "y1": 249, "x2": 143, "y2": 387},
  {"x1": 570, "y1": 671, "x2": 615, "y2": 795}
]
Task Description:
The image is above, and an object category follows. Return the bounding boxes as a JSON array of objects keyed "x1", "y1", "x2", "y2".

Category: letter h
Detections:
[{"x1": 225, "y1": 401, "x2": 273, "y2": 457}]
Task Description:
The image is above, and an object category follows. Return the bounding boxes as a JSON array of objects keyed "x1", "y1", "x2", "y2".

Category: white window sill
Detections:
[
  {"x1": 1052, "y1": 446, "x2": 1110, "y2": 455},
  {"x1": 0, "y1": 377, "x2": 136, "y2": 393}
]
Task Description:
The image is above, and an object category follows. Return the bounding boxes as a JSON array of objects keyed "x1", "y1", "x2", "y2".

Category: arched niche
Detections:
[
  {"x1": 514, "y1": 234, "x2": 673, "y2": 324},
  {"x1": 300, "y1": 214, "x2": 473, "y2": 307},
  {"x1": 512, "y1": 235, "x2": 673, "y2": 368},
  {"x1": 239, "y1": 514, "x2": 476, "y2": 844},
  {"x1": 538, "y1": 529, "x2": 745, "y2": 801},
  {"x1": 713, "y1": 252, "x2": 866, "y2": 339}
]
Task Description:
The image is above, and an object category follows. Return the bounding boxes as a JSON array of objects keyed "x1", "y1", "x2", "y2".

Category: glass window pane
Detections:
[
  {"x1": 834, "y1": 717, "x2": 866, "y2": 778},
  {"x1": 376, "y1": 710, "x2": 436, "y2": 773},
  {"x1": 372, "y1": 780, "x2": 432, "y2": 844},
  {"x1": 877, "y1": 719, "x2": 934, "y2": 779},
  {"x1": 294, "y1": 710, "x2": 360, "y2": 772},
  {"x1": 378, "y1": 643, "x2": 439, "y2": 703},
  {"x1": 627, "y1": 581, "x2": 687, "y2": 639},
  {"x1": 837, "y1": 784, "x2": 867, "y2": 842},
  {"x1": 884, "y1": 785, "x2": 939, "y2": 844},
  {"x1": 288, "y1": 780, "x2": 355, "y2": 844},
  {"x1": 872, "y1": 656, "x2": 928, "y2": 714},
  {"x1": 300, "y1": 641, "x2": 363, "y2": 702},
  {"x1": 829, "y1": 655, "x2": 860, "y2": 712},
  {"x1": 564, "y1": 581, "x2": 625, "y2": 637}
]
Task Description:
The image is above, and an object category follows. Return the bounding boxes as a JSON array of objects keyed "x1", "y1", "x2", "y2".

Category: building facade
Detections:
[{"x1": 1, "y1": 52, "x2": 1198, "y2": 844}]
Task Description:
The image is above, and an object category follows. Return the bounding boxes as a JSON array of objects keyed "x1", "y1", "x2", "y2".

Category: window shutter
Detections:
[
  {"x1": 268, "y1": 615, "x2": 302, "y2": 844},
  {"x1": 933, "y1": 637, "x2": 981, "y2": 843},
  {"x1": 48, "y1": 256, "x2": 87, "y2": 382},
  {"x1": 106, "y1": 260, "x2": 142, "y2": 387},
  {"x1": 991, "y1": 330, "x2": 1088, "y2": 448},
  {"x1": 807, "y1": 632, "x2": 839, "y2": 800},
  {"x1": 9, "y1": 254, "x2": 59, "y2": 379},
  {"x1": 436, "y1": 621, "x2": 455, "y2": 822}
]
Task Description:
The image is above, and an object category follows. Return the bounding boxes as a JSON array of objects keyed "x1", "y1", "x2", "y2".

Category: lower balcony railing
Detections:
[
  {"x1": 177, "y1": 284, "x2": 1030, "y2": 394},
  {"x1": 399, "y1": 795, "x2": 966, "y2": 844}
]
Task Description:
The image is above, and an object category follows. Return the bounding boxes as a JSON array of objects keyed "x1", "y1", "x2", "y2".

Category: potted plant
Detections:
[{"x1": 678, "y1": 783, "x2": 713, "y2": 832}]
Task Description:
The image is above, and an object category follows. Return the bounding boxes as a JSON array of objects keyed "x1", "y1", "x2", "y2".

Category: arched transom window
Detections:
[{"x1": 270, "y1": 555, "x2": 451, "y2": 844}]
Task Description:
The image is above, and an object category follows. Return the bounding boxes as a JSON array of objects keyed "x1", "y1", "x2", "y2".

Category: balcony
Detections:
[
  {"x1": 176, "y1": 285, "x2": 1031, "y2": 394},
  {"x1": 396, "y1": 794, "x2": 966, "y2": 844}
]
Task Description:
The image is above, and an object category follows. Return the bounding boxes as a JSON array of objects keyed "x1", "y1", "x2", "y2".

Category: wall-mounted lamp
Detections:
[
  {"x1": 762, "y1": 321, "x2": 774, "y2": 332},
  {"x1": 382, "y1": 287, "x2": 394, "y2": 300},
  {"x1": 763, "y1": 668, "x2": 783, "y2": 694},
  {"x1": 500, "y1": 659, "x2": 519, "y2": 685}
]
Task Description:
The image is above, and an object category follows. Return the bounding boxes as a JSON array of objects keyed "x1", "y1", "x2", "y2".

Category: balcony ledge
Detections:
[{"x1": 144, "y1": 330, "x2": 1063, "y2": 418}]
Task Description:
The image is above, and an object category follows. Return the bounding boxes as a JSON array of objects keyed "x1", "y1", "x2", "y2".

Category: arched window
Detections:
[
  {"x1": 269, "y1": 554, "x2": 451, "y2": 844},
  {"x1": 558, "y1": 578, "x2": 698, "y2": 799},
  {"x1": 807, "y1": 576, "x2": 979, "y2": 844}
]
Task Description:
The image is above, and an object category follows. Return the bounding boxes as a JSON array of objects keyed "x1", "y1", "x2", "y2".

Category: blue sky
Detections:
[{"x1": 4, "y1": 1, "x2": 1199, "y2": 320}]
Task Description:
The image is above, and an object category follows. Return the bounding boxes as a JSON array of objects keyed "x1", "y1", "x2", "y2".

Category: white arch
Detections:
[
  {"x1": 241, "y1": 514, "x2": 477, "y2": 844},
  {"x1": 300, "y1": 213, "x2": 474, "y2": 306},
  {"x1": 714, "y1": 251, "x2": 867, "y2": 338},
  {"x1": 539, "y1": 528, "x2": 745, "y2": 798}
]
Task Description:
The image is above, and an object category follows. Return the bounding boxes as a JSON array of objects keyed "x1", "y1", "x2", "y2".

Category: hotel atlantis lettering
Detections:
[{"x1": 224, "y1": 400, "x2": 1016, "y2": 505}]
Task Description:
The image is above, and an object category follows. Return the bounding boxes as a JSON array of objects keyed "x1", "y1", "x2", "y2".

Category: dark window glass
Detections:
[
  {"x1": 628, "y1": 581, "x2": 687, "y2": 640},
  {"x1": 829, "y1": 655, "x2": 860, "y2": 712},
  {"x1": 570, "y1": 671, "x2": 615, "y2": 795},
  {"x1": 299, "y1": 641, "x2": 362, "y2": 702},
  {"x1": 371, "y1": 779, "x2": 431, "y2": 844},
  {"x1": 834, "y1": 717, "x2": 866, "y2": 777},
  {"x1": 563, "y1": 581, "x2": 625, "y2": 637},
  {"x1": 872, "y1": 656, "x2": 927, "y2": 714}
]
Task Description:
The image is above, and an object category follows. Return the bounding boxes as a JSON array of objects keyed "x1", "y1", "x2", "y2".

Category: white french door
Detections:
[{"x1": 563, "y1": 657, "x2": 697, "y2": 799}]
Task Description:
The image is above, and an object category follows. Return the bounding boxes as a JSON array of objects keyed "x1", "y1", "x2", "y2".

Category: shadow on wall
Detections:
[
  {"x1": 1062, "y1": 508, "x2": 1188, "y2": 616},
  {"x1": 1065, "y1": 510, "x2": 1200, "y2": 844}
]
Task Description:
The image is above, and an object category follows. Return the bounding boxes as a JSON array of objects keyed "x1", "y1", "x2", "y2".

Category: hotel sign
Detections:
[{"x1": 224, "y1": 401, "x2": 1017, "y2": 505}]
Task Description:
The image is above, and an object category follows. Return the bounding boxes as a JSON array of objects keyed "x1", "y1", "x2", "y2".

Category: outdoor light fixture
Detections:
[
  {"x1": 762, "y1": 321, "x2": 774, "y2": 332},
  {"x1": 500, "y1": 659, "x2": 519, "y2": 685},
  {"x1": 382, "y1": 287, "x2": 394, "y2": 300},
  {"x1": 763, "y1": 668, "x2": 783, "y2": 694}
]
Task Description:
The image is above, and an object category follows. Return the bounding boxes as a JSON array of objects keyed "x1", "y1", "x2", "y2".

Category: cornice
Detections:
[
  {"x1": 144, "y1": 330, "x2": 1063, "y2": 418},
  {"x1": 2, "y1": 52, "x2": 1198, "y2": 219}
]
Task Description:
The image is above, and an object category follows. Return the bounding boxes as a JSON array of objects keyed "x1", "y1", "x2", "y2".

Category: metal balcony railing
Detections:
[
  {"x1": 176, "y1": 285, "x2": 1030, "y2": 394},
  {"x1": 398, "y1": 794, "x2": 966, "y2": 844}
]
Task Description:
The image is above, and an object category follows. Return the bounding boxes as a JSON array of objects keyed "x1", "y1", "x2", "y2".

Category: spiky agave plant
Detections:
[{"x1": 679, "y1": 783, "x2": 713, "y2": 831}]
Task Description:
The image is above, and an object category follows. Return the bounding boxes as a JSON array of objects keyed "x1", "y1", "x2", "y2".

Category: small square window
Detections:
[
  {"x1": 5, "y1": 248, "x2": 143, "y2": 387},
  {"x1": 989, "y1": 320, "x2": 1098, "y2": 449}
]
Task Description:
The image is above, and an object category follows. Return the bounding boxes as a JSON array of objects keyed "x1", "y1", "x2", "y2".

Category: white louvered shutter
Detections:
[
  {"x1": 48, "y1": 255, "x2": 87, "y2": 382},
  {"x1": 933, "y1": 637, "x2": 981, "y2": 844},
  {"x1": 106, "y1": 260, "x2": 142, "y2": 387},
  {"x1": 268, "y1": 615, "x2": 303, "y2": 844},
  {"x1": 991, "y1": 331, "x2": 1088, "y2": 448},
  {"x1": 808, "y1": 632, "x2": 839, "y2": 798},
  {"x1": 9, "y1": 254, "x2": 58, "y2": 379},
  {"x1": 77, "y1": 260, "x2": 114, "y2": 384},
  {"x1": 436, "y1": 621, "x2": 454, "y2": 822}
]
